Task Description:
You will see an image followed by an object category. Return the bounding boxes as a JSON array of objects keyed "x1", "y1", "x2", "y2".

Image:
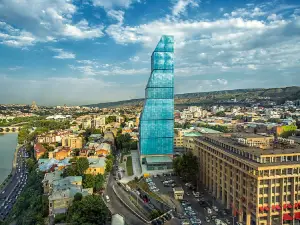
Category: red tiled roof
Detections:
[{"x1": 34, "y1": 143, "x2": 46, "y2": 153}]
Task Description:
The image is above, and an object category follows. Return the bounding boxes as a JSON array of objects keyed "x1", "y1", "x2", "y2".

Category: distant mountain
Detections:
[{"x1": 85, "y1": 86, "x2": 300, "y2": 108}]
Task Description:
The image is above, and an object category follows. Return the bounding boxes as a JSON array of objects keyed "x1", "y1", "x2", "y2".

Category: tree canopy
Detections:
[
  {"x1": 173, "y1": 152, "x2": 199, "y2": 183},
  {"x1": 66, "y1": 195, "x2": 110, "y2": 225}
]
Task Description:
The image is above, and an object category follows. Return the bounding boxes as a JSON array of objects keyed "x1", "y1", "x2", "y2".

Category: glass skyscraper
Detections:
[{"x1": 139, "y1": 35, "x2": 174, "y2": 169}]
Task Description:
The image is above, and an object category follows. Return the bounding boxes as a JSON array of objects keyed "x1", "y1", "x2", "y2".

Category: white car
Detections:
[{"x1": 213, "y1": 206, "x2": 219, "y2": 212}]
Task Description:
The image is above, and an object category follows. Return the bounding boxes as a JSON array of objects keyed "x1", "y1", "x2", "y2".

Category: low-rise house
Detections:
[
  {"x1": 86, "y1": 157, "x2": 106, "y2": 175},
  {"x1": 95, "y1": 143, "x2": 111, "y2": 156},
  {"x1": 38, "y1": 157, "x2": 71, "y2": 172},
  {"x1": 49, "y1": 184, "x2": 92, "y2": 216},
  {"x1": 53, "y1": 146, "x2": 72, "y2": 160},
  {"x1": 34, "y1": 143, "x2": 47, "y2": 160}
]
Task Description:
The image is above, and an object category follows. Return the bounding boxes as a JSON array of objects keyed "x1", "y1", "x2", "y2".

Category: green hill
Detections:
[{"x1": 85, "y1": 86, "x2": 300, "y2": 108}]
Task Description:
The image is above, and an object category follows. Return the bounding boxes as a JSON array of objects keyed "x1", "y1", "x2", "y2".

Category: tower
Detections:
[{"x1": 139, "y1": 35, "x2": 174, "y2": 171}]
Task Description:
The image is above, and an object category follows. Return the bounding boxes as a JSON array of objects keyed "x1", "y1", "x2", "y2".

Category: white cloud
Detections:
[
  {"x1": 0, "y1": 0, "x2": 104, "y2": 47},
  {"x1": 267, "y1": 14, "x2": 280, "y2": 21},
  {"x1": 50, "y1": 48, "x2": 76, "y2": 59},
  {"x1": 8, "y1": 66, "x2": 23, "y2": 71},
  {"x1": 92, "y1": 0, "x2": 137, "y2": 9},
  {"x1": 172, "y1": 0, "x2": 200, "y2": 17},
  {"x1": 0, "y1": 75, "x2": 138, "y2": 105},
  {"x1": 129, "y1": 56, "x2": 140, "y2": 62},
  {"x1": 69, "y1": 61, "x2": 147, "y2": 76},
  {"x1": 229, "y1": 7, "x2": 266, "y2": 18},
  {"x1": 107, "y1": 10, "x2": 125, "y2": 23},
  {"x1": 247, "y1": 64, "x2": 257, "y2": 70},
  {"x1": 216, "y1": 78, "x2": 228, "y2": 85}
]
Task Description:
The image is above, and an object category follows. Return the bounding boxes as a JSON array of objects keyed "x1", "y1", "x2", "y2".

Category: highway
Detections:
[{"x1": 0, "y1": 146, "x2": 28, "y2": 221}]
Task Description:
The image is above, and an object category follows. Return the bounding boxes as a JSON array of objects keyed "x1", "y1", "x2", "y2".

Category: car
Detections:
[
  {"x1": 205, "y1": 216, "x2": 211, "y2": 222},
  {"x1": 224, "y1": 219, "x2": 230, "y2": 224},
  {"x1": 212, "y1": 206, "x2": 218, "y2": 212},
  {"x1": 206, "y1": 207, "x2": 212, "y2": 214},
  {"x1": 186, "y1": 192, "x2": 190, "y2": 196},
  {"x1": 185, "y1": 183, "x2": 191, "y2": 187}
]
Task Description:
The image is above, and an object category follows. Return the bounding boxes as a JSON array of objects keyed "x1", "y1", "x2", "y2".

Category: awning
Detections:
[
  {"x1": 259, "y1": 207, "x2": 264, "y2": 212},
  {"x1": 288, "y1": 204, "x2": 292, "y2": 209},
  {"x1": 276, "y1": 205, "x2": 281, "y2": 210},
  {"x1": 295, "y1": 203, "x2": 299, "y2": 208},
  {"x1": 294, "y1": 212, "x2": 300, "y2": 220},
  {"x1": 272, "y1": 205, "x2": 276, "y2": 210},
  {"x1": 264, "y1": 206, "x2": 269, "y2": 211},
  {"x1": 283, "y1": 214, "x2": 293, "y2": 221},
  {"x1": 283, "y1": 204, "x2": 288, "y2": 209}
]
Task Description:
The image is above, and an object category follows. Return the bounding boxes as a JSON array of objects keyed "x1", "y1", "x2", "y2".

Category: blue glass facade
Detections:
[{"x1": 139, "y1": 35, "x2": 174, "y2": 156}]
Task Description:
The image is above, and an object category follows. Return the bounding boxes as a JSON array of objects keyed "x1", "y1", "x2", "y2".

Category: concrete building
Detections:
[
  {"x1": 62, "y1": 135, "x2": 83, "y2": 149},
  {"x1": 173, "y1": 187, "x2": 184, "y2": 200},
  {"x1": 193, "y1": 133, "x2": 300, "y2": 225}
]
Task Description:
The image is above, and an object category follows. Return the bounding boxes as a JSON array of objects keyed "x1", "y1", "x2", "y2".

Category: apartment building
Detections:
[
  {"x1": 62, "y1": 135, "x2": 83, "y2": 149},
  {"x1": 193, "y1": 133, "x2": 300, "y2": 225}
]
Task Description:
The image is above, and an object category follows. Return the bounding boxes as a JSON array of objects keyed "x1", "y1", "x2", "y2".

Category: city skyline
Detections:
[{"x1": 0, "y1": 0, "x2": 300, "y2": 105}]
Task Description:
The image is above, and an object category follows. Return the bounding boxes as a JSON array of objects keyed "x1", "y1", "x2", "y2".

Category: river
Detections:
[{"x1": 0, "y1": 133, "x2": 18, "y2": 184}]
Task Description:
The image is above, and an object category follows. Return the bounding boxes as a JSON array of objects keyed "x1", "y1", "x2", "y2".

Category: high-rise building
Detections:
[
  {"x1": 139, "y1": 35, "x2": 174, "y2": 171},
  {"x1": 192, "y1": 133, "x2": 300, "y2": 225}
]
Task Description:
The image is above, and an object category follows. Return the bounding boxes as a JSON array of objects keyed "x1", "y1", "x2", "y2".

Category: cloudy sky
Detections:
[{"x1": 0, "y1": 0, "x2": 299, "y2": 106}]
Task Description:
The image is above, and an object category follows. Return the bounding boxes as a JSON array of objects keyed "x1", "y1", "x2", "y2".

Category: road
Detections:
[
  {"x1": 0, "y1": 146, "x2": 28, "y2": 221},
  {"x1": 105, "y1": 173, "x2": 146, "y2": 225}
]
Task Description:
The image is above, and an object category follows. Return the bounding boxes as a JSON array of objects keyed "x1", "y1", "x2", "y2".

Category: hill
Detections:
[{"x1": 85, "y1": 86, "x2": 300, "y2": 108}]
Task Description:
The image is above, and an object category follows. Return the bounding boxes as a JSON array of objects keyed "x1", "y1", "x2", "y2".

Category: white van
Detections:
[{"x1": 105, "y1": 195, "x2": 110, "y2": 203}]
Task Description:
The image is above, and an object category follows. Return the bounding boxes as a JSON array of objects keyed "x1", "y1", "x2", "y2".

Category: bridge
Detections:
[{"x1": 0, "y1": 127, "x2": 21, "y2": 133}]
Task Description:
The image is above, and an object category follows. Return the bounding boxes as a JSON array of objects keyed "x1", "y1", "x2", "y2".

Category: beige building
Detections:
[
  {"x1": 193, "y1": 133, "x2": 300, "y2": 225},
  {"x1": 62, "y1": 135, "x2": 83, "y2": 149}
]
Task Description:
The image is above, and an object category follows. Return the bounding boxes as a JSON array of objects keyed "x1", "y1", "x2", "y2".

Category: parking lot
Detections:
[{"x1": 146, "y1": 173, "x2": 238, "y2": 225}]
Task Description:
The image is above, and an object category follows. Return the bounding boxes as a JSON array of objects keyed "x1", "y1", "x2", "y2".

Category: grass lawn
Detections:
[{"x1": 126, "y1": 156, "x2": 133, "y2": 176}]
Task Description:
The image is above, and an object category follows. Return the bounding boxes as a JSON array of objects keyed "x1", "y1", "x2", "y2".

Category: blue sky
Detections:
[{"x1": 0, "y1": 0, "x2": 299, "y2": 106}]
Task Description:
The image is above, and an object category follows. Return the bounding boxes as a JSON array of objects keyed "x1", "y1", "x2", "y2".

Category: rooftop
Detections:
[
  {"x1": 197, "y1": 133, "x2": 300, "y2": 167},
  {"x1": 196, "y1": 127, "x2": 222, "y2": 134}
]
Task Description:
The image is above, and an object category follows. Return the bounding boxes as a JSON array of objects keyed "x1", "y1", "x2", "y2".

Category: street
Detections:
[
  {"x1": 105, "y1": 173, "x2": 146, "y2": 225},
  {"x1": 0, "y1": 146, "x2": 28, "y2": 221}
]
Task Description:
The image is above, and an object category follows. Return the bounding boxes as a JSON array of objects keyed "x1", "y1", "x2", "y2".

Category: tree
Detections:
[
  {"x1": 74, "y1": 193, "x2": 83, "y2": 202},
  {"x1": 105, "y1": 159, "x2": 113, "y2": 172},
  {"x1": 173, "y1": 152, "x2": 199, "y2": 183},
  {"x1": 26, "y1": 158, "x2": 36, "y2": 172},
  {"x1": 62, "y1": 165, "x2": 78, "y2": 177},
  {"x1": 94, "y1": 174, "x2": 105, "y2": 192},
  {"x1": 83, "y1": 174, "x2": 95, "y2": 188},
  {"x1": 67, "y1": 195, "x2": 110, "y2": 225},
  {"x1": 105, "y1": 116, "x2": 116, "y2": 124},
  {"x1": 76, "y1": 157, "x2": 89, "y2": 175},
  {"x1": 215, "y1": 111, "x2": 226, "y2": 117}
]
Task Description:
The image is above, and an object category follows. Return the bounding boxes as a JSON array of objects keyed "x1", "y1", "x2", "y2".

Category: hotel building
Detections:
[{"x1": 194, "y1": 133, "x2": 300, "y2": 225}]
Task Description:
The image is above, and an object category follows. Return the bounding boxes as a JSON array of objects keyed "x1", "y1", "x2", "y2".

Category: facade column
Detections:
[
  {"x1": 217, "y1": 158, "x2": 221, "y2": 200},
  {"x1": 226, "y1": 165, "x2": 231, "y2": 209},
  {"x1": 268, "y1": 179, "x2": 272, "y2": 225},
  {"x1": 221, "y1": 161, "x2": 226, "y2": 204}
]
